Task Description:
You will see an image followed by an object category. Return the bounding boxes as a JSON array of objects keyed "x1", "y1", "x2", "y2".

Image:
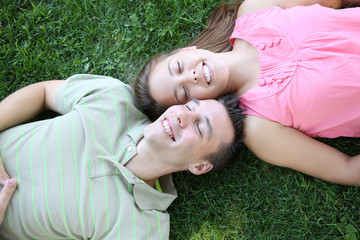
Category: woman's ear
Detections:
[
  {"x1": 188, "y1": 161, "x2": 213, "y2": 175},
  {"x1": 180, "y1": 46, "x2": 197, "y2": 51}
]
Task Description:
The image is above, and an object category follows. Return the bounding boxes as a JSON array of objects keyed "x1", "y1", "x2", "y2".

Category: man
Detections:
[{"x1": 0, "y1": 74, "x2": 243, "y2": 239}]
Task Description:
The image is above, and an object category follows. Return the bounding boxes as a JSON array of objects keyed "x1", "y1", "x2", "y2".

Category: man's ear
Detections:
[
  {"x1": 188, "y1": 161, "x2": 213, "y2": 175},
  {"x1": 180, "y1": 46, "x2": 197, "y2": 51}
]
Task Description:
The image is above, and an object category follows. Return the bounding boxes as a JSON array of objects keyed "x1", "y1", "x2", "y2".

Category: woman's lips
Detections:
[{"x1": 202, "y1": 63, "x2": 211, "y2": 85}]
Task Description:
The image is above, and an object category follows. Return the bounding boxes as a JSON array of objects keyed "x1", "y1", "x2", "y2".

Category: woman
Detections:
[{"x1": 133, "y1": 0, "x2": 360, "y2": 185}]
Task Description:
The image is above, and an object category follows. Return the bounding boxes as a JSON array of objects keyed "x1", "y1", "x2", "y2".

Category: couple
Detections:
[
  {"x1": 0, "y1": 74, "x2": 243, "y2": 239},
  {"x1": 2, "y1": 0, "x2": 360, "y2": 238}
]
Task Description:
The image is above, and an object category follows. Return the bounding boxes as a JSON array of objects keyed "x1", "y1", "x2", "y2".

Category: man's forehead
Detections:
[{"x1": 197, "y1": 99, "x2": 233, "y2": 139}]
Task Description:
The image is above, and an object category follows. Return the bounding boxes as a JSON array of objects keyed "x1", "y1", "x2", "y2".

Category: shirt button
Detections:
[
  {"x1": 259, "y1": 43, "x2": 266, "y2": 50},
  {"x1": 258, "y1": 79, "x2": 266, "y2": 86},
  {"x1": 267, "y1": 42, "x2": 274, "y2": 48},
  {"x1": 274, "y1": 37, "x2": 281, "y2": 44},
  {"x1": 127, "y1": 146, "x2": 133, "y2": 152}
]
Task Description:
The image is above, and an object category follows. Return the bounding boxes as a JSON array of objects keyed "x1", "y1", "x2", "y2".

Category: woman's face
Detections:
[{"x1": 148, "y1": 47, "x2": 230, "y2": 106}]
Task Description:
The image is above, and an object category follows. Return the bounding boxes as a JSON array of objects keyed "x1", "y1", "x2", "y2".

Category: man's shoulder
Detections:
[
  {"x1": 66, "y1": 74, "x2": 128, "y2": 87},
  {"x1": 64, "y1": 74, "x2": 135, "y2": 99}
]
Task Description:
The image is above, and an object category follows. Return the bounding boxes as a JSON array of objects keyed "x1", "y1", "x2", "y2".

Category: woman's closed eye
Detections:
[
  {"x1": 183, "y1": 86, "x2": 189, "y2": 101},
  {"x1": 177, "y1": 61, "x2": 182, "y2": 74}
]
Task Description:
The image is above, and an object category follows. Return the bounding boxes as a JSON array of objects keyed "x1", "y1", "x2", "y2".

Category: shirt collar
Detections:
[
  {"x1": 114, "y1": 162, "x2": 177, "y2": 211},
  {"x1": 133, "y1": 174, "x2": 177, "y2": 211}
]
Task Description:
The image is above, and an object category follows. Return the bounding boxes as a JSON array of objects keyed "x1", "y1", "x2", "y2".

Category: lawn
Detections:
[{"x1": 1, "y1": 0, "x2": 359, "y2": 239}]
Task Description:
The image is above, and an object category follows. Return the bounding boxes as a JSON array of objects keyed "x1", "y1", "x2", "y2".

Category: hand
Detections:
[{"x1": 0, "y1": 156, "x2": 17, "y2": 225}]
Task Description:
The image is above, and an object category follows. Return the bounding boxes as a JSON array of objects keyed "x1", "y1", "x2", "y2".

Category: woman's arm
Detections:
[
  {"x1": 342, "y1": 0, "x2": 360, "y2": 5},
  {"x1": 276, "y1": 0, "x2": 360, "y2": 8},
  {"x1": 0, "y1": 80, "x2": 63, "y2": 132},
  {"x1": 238, "y1": 0, "x2": 354, "y2": 17},
  {"x1": 244, "y1": 116, "x2": 360, "y2": 185}
]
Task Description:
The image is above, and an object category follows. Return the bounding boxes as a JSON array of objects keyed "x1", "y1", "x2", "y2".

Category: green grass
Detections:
[{"x1": 1, "y1": 0, "x2": 359, "y2": 239}]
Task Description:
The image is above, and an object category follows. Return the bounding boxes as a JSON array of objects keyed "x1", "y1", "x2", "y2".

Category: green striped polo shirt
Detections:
[{"x1": 0, "y1": 74, "x2": 177, "y2": 240}]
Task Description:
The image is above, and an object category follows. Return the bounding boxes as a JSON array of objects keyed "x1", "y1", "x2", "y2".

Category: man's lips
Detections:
[{"x1": 161, "y1": 118, "x2": 175, "y2": 141}]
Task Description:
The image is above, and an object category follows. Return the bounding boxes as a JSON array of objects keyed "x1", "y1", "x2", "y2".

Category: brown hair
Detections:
[
  {"x1": 205, "y1": 94, "x2": 245, "y2": 170},
  {"x1": 133, "y1": 49, "x2": 180, "y2": 121},
  {"x1": 189, "y1": 1, "x2": 242, "y2": 53},
  {"x1": 133, "y1": 1, "x2": 243, "y2": 120}
]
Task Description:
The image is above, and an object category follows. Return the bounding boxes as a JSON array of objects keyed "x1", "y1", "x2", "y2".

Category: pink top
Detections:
[{"x1": 230, "y1": 4, "x2": 360, "y2": 138}]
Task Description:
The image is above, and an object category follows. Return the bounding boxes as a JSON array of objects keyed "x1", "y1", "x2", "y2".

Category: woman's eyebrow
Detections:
[
  {"x1": 168, "y1": 60, "x2": 174, "y2": 77},
  {"x1": 174, "y1": 88, "x2": 180, "y2": 103}
]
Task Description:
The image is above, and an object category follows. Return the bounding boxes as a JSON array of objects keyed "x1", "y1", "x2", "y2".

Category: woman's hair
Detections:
[
  {"x1": 133, "y1": 49, "x2": 180, "y2": 121},
  {"x1": 133, "y1": 1, "x2": 242, "y2": 120},
  {"x1": 189, "y1": 1, "x2": 243, "y2": 53}
]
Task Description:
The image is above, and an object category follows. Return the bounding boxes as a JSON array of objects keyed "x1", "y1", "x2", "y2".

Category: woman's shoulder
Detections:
[
  {"x1": 230, "y1": 1, "x2": 284, "y2": 45},
  {"x1": 237, "y1": 0, "x2": 280, "y2": 17}
]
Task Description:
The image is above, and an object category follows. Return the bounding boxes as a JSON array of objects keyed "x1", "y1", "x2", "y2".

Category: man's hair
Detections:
[
  {"x1": 132, "y1": 1, "x2": 242, "y2": 121},
  {"x1": 204, "y1": 94, "x2": 245, "y2": 170}
]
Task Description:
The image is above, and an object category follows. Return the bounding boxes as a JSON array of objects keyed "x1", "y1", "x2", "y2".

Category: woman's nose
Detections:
[
  {"x1": 179, "y1": 69, "x2": 198, "y2": 84},
  {"x1": 191, "y1": 69, "x2": 199, "y2": 83}
]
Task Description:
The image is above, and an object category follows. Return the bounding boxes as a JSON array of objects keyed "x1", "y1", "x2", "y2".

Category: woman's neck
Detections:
[{"x1": 219, "y1": 39, "x2": 261, "y2": 96}]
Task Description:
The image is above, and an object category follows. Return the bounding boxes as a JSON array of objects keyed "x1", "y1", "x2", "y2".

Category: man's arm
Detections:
[
  {"x1": 0, "y1": 80, "x2": 63, "y2": 132},
  {"x1": 244, "y1": 116, "x2": 360, "y2": 185},
  {"x1": 0, "y1": 156, "x2": 17, "y2": 225}
]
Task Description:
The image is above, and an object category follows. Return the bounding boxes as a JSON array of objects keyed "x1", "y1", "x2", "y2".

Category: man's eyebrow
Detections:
[
  {"x1": 190, "y1": 99, "x2": 212, "y2": 139},
  {"x1": 204, "y1": 116, "x2": 212, "y2": 140},
  {"x1": 190, "y1": 98, "x2": 200, "y2": 105},
  {"x1": 168, "y1": 60, "x2": 173, "y2": 77}
]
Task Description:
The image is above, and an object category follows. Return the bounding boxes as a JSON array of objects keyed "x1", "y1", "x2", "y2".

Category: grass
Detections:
[{"x1": 1, "y1": 0, "x2": 359, "y2": 239}]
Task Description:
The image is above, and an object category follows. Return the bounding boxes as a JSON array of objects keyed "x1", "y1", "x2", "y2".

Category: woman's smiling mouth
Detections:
[{"x1": 202, "y1": 63, "x2": 211, "y2": 85}]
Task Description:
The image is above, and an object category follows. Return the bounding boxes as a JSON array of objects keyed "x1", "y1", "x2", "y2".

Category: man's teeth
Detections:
[
  {"x1": 203, "y1": 64, "x2": 211, "y2": 84},
  {"x1": 162, "y1": 120, "x2": 174, "y2": 140}
]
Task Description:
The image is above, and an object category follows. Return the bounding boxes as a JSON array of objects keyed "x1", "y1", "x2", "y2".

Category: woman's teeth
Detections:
[
  {"x1": 203, "y1": 64, "x2": 211, "y2": 84},
  {"x1": 162, "y1": 119, "x2": 175, "y2": 141}
]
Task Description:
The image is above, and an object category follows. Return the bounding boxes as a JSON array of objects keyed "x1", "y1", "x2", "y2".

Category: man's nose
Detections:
[{"x1": 178, "y1": 109, "x2": 198, "y2": 128}]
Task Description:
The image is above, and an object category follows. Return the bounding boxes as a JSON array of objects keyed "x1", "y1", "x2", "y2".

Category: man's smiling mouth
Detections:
[{"x1": 162, "y1": 119, "x2": 175, "y2": 141}]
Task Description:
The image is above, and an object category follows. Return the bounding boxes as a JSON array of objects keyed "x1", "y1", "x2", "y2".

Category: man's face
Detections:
[{"x1": 143, "y1": 99, "x2": 234, "y2": 169}]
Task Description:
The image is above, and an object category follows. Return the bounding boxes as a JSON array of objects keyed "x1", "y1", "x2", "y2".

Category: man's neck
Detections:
[{"x1": 124, "y1": 138, "x2": 174, "y2": 187}]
